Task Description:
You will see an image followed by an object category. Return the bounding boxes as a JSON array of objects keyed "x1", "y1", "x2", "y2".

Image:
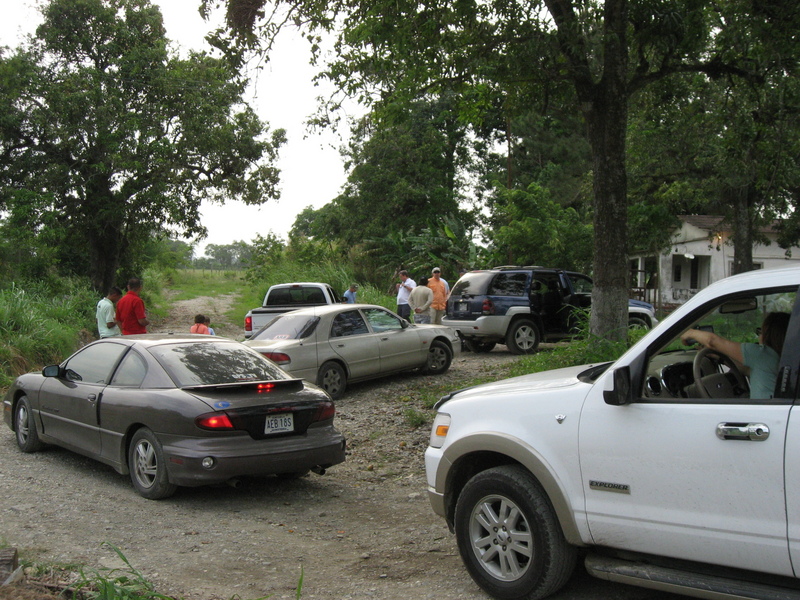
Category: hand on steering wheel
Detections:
[{"x1": 692, "y1": 346, "x2": 749, "y2": 398}]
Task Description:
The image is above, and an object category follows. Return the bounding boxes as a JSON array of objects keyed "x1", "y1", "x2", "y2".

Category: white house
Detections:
[{"x1": 629, "y1": 215, "x2": 800, "y2": 309}]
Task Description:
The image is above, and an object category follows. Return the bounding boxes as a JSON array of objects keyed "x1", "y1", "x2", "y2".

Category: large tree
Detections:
[
  {"x1": 0, "y1": 0, "x2": 285, "y2": 291},
  {"x1": 204, "y1": 0, "x2": 797, "y2": 339}
]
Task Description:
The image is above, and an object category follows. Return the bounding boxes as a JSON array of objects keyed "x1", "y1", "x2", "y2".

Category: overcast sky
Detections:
[{"x1": 0, "y1": 0, "x2": 354, "y2": 256}]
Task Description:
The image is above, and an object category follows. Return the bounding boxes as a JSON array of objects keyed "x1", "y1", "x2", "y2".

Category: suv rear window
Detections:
[
  {"x1": 488, "y1": 272, "x2": 529, "y2": 296},
  {"x1": 451, "y1": 272, "x2": 495, "y2": 296}
]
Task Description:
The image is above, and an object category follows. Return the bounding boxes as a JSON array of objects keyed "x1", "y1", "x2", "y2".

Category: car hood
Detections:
[
  {"x1": 436, "y1": 363, "x2": 598, "y2": 409},
  {"x1": 628, "y1": 298, "x2": 655, "y2": 311}
]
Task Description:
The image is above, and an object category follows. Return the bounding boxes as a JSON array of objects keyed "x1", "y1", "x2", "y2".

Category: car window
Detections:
[
  {"x1": 110, "y1": 349, "x2": 147, "y2": 387},
  {"x1": 643, "y1": 289, "x2": 796, "y2": 403},
  {"x1": 363, "y1": 308, "x2": 403, "y2": 332},
  {"x1": 148, "y1": 341, "x2": 290, "y2": 386},
  {"x1": 489, "y1": 273, "x2": 529, "y2": 296},
  {"x1": 570, "y1": 274, "x2": 593, "y2": 294},
  {"x1": 330, "y1": 310, "x2": 369, "y2": 337},
  {"x1": 63, "y1": 341, "x2": 128, "y2": 384},
  {"x1": 451, "y1": 272, "x2": 495, "y2": 296},
  {"x1": 254, "y1": 315, "x2": 319, "y2": 340}
]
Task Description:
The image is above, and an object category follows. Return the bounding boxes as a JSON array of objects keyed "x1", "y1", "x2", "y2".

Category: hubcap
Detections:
[
  {"x1": 515, "y1": 326, "x2": 537, "y2": 350},
  {"x1": 133, "y1": 440, "x2": 158, "y2": 488},
  {"x1": 322, "y1": 369, "x2": 342, "y2": 395},
  {"x1": 17, "y1": 405, "x2": 30, "y2": 442},
  {"x1": 428, "y1": 347, "x2": 446, "y2": 370},
  {"x1": 469, "y1": 494, "x2": 533, "y2": 581}
]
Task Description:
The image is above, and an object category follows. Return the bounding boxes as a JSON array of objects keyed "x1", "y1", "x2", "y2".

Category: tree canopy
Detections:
[{"x1": 0, "y1": 0, "x2": 286, "y2": 291}]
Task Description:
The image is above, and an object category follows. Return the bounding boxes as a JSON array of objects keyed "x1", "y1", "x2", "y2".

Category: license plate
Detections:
[
  {"x1": 457, "y1": 302, "x2": 470, "y2": 312},
  {"x1": 265, "y1": 413, "x2": 294, "y2": 434}
]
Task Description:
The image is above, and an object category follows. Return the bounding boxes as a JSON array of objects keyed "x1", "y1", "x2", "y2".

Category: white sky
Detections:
[{"x1": 0, "y1": 0, "x2": 355, "y2": 257}]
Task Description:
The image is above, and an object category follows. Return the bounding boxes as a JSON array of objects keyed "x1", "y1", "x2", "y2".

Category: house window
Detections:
[{"x1": 673, "y1": 264, "x2": 682, "y2": 282}]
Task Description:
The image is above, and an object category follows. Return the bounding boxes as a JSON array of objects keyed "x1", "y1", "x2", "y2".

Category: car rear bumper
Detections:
[
  {"x1": 442, "y1": 316, "x2": 510, "y2": 340},
  {"x1": 158, "y1": 427, "x2": 346, "y2": 486}
]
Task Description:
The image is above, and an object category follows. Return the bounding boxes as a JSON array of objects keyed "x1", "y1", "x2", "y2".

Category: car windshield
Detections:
[
  {"x1": 253, "y1": 314, "x2": 319, "y2": 341},
  {"x1": 451, "y1": 272, "x2": 495, "y2": 296},
  {"x1": 148, "y1": 341, "x2": 290, "y2": 386}
]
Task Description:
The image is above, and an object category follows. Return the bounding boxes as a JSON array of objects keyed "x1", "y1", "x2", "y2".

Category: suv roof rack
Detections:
[{"x1": 492, "y1": 265, "x2": 545, "y2": 270}]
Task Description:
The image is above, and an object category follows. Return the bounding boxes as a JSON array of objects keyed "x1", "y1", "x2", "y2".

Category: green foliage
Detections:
[
  {"x1": 73, "y1": 543, "x2": 173, "y2": 600},
  {"x1": 485, "y1": 182, "x2": 593, "y2": 272},
  {"x1": 0, "y1": 0, "x2": 284, "y2": 292},
  {"x1": 0, "y1": 277, "x2": 97, "y2": 388}
]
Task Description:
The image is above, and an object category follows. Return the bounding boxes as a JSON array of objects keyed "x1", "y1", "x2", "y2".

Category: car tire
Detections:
[
  {"x1": 423, "y1": 340, "x2": 453, "y2": 374},
  {"x1": 454, "y1": 465, "x2": 577, "y2": 600},
  {"x1": 628, "y1": 316, "x2": 649, "y2": 329},
  {"x1": 505, "y1": 319, "x2": 540, "y2": 354},
  {"x1": 468, "y1": 340, "x2": 497, "y2": 353},
  {"x1": 128, "y1": 428, "x2": 178, "y2": 500},
  {"x1": 14, "y1": 396, "x2": 44, "y2": 453},
  {"x1": 318, "y1": 361, "x2": 347, "y2": 400}
]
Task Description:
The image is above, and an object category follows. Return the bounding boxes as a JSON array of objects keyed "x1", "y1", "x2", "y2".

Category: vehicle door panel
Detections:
[
  {"x1": 328, "y1": 310, "x2": 381, "y2": 379},
  {"x1": 362, "y1": 308, "x2": 423, "y2": 371},
  {"x1": 38, "y1": 342, "x2": 128, "y2": 457},
  {"x1": 579, "y1": 396, "x2": 792, "y2": 576}
]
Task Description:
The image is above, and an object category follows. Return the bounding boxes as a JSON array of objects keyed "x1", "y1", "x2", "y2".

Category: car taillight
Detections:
[
  {"x1": 196, "y1": 413, "x2": 234, "y2": 430},
  {"x1": 244, "y1": 315, "x2": 252, "y2": 332},
  {"x1": 263, "y1": 352, "x2": 291, "y2": 365},
  {"x1": 482, "y1": 299, "x2": 495, "y2": 315},
  {"x1": 312, "y1": 402, "x2": 336, "y2": 422}
]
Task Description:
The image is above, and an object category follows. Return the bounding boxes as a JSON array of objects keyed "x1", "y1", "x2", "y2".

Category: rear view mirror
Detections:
[{"x1": 719, "y1": 298, "x2": 758, "y2": 314}]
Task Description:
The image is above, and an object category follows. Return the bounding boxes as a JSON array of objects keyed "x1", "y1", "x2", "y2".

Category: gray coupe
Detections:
[
  {"x1": 3, "y1": 334, "x2": 346, "y2": 499},
  {"x1": 244, "y1": 304, "x2": 461, "y2": 399}
]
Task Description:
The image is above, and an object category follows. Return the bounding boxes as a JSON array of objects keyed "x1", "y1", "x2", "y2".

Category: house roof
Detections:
[{"x1": 679, "y1": 215, "x2": 780, "y2": 235}]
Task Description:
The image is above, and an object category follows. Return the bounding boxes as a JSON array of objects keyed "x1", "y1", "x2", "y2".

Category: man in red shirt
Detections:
[{"x1": 116, "y1": 277, "x2": 150, "y2": 335}]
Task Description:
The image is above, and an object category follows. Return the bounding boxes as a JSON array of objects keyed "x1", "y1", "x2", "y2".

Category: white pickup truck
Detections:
[
  {"x1": 244, "y1": 282, "x2": 341, "y2": 339},
  {"x1": 426, "y1": 266, "x2": 800, "y2": 600}
]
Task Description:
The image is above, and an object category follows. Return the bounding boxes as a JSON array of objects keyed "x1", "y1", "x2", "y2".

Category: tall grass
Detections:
[{"x1": 0, "y1": 278, "x2": 98, "y2": 388}]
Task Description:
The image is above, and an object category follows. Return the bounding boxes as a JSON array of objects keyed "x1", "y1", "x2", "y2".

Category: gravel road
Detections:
[{"x1": 1, "y1": 296, "x2": 683, "y2": 600}]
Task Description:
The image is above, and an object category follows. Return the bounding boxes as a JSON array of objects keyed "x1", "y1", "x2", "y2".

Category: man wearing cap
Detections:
[
  {"x1": 343, "y1": 284, "x2": 358, "y2": 303},
  {"x1": 428, "y1": 267, "x2": 449, "y2": 324}
]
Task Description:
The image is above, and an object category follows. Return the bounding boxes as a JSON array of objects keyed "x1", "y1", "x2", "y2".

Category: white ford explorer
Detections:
[{"x1": 425, "y1": 266, "x2": 800, "y2": 600}]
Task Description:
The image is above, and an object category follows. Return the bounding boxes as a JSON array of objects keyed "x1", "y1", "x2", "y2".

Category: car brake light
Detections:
[
  {"x1": 244, "y1": 315, "x2": 252, "y2": 332},
  {"x1": 312, "y1": 402, "x2": 336, "y2": 422},
  {"x1": 196, "y1": 413, "x2": 234, "y2": 430},
  {"x1": 482, "y1": 299, "x2": 495, "y2": 315},
  {"x1": 257, "y1": 382, "x2": 275, "y2": 393},
  {"x1": 263, "y1": 352, "x2": 290, "y2": 365}
]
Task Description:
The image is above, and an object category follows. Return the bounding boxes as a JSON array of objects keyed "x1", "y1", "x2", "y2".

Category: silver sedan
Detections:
[{"x1": 244, "y1": 304, "x2": 461, "y2": 399}]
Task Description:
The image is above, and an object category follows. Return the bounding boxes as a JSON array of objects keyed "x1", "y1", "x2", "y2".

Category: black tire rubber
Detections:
[
  {"x1": 423, "y1": 340, "x2": 453, "y2": 374},
  {"x1": 128, "y1": 428, "x2": 178, "y2": 500},
  {"x1": 15, "y1": 395, "x2": 44, "y2": 453},
  {"x1": 505, "y1": 319, "x2": 540, "y2": 355},
  {"x1": 317, "y1": 361, "x2": 347, "y2": 400},
  {"x1": 454, "y1": 465, "x2": 577, "y2": 600}
]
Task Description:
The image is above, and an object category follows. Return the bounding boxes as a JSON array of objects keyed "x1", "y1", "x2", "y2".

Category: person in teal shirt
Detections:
[{"x1": 682, "y1": 312, "x2": 790, "y2": 399}]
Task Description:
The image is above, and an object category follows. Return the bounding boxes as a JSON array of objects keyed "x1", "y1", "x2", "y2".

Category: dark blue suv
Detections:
[{"x1": 443, "y1": 267, "x2": 658, "y2": 354}]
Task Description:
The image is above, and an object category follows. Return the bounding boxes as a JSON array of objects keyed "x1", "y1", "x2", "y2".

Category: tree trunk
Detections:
[{"x1": 730, "y1": 184, "x2": 755, "y2": 274}]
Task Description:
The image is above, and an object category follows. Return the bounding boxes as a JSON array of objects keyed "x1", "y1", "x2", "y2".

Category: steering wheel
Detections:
[{"x1": 692, "y1": 346, "x2": 749, "y2": 399}]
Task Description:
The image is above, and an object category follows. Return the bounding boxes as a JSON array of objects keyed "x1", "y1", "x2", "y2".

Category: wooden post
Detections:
[{"x1": 0, "y1": 547, "x2": 19, "y2": 582}]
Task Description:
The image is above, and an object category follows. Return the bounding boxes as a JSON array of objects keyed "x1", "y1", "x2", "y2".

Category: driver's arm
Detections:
[{"x1": 681, "y1": 329, "x2": 745, "y2": 365}]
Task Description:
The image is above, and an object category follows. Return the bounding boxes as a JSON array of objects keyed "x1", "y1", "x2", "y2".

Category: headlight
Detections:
[{"x1": 429, "y1": 413, "x2": 451, "y2": 448}]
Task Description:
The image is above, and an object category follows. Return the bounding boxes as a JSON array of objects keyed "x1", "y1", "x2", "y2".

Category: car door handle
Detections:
[
  {"x1": 716, "y1": 422, "x2": 770, "y2": 441},
  {"x1": 87, "y1": 394, "x2": 98, "y2": 403}
]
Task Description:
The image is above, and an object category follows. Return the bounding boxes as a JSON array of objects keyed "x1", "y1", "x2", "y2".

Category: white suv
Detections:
[{"x1": 426, "y1": 266, "x2": 800, "y2": 600}]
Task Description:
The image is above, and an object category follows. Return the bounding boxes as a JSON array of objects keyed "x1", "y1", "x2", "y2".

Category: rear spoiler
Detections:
[{"x1": 181, "y1": 378, "x2": 304, "y2": 391}]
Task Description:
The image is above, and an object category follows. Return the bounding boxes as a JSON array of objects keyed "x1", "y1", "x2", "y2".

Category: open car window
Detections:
[{"x1": 643, "y1": 289, "x2": 795, "y2": 403}]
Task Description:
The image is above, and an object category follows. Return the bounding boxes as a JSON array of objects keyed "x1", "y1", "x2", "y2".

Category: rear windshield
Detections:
[
  {"x1": 253, "y1": 314, "x2": 319, "y2": 341},
  {"x1": 266, "y1": 286, "x2": 330, "y2": 306},
  {"x1": 451, "y1": 272, "x2": 496, "y2": 296},
  {"x1": 148, "y1": 341, "x2": 290, "y2": 386}
]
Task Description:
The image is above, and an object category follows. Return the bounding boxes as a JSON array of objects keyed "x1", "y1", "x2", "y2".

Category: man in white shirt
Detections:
[
  {"x1": 96, "y1": 287, "x2": 123, "y2": 338},
  {"x1": 395, "y1": 270, "x2": 416, "y2": 320}
]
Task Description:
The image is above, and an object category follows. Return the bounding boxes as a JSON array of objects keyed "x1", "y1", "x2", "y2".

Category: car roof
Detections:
[
  {"x1": 100, "y1": 333, "x2": 236, "y2": 348},
  {"x1": 277, "y1": 303, "x2": 390, "y2": 317}
]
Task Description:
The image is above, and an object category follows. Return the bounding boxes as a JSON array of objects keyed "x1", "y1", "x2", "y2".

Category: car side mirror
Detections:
[
  {"x1": 604, "y1": 366, "x2": 633, "y2": 406},
  {"x1": 42, "y1": 365, "x2": 61, "y2": 378}
]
